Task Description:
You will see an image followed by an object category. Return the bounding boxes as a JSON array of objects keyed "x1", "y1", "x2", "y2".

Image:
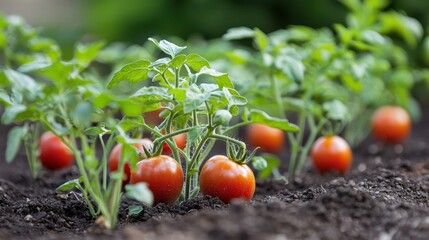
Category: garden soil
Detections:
[{"x1": 1, "y1": 111, "x2": 429, "y2": 240}]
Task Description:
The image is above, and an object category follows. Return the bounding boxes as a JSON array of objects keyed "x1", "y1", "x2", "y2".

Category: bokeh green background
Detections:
[{"x1": 1, "y1": 0, "x2": 428, "y2": 47}]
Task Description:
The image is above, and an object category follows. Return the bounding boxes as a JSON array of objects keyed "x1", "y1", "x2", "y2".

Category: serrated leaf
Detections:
[
  {"x1": 275, "y1": 55, "x2": 305, "y2": 82},
  {"x1": 322, "y1": 100, "x2": 349, "y2": 121},
  {"x1": 108, "y1": 60, "x2": 151, "y2": 89},
  {"x1": 246, "y1": 109, "x2": 299, "y2": 132},
  {"x1": 131, "y1": 86, "x2": 173, "y2": 104},
  {"x1": 252, "y1": 156, "x2": 268, "y2": 171},
  {"x1": 57, "y1": 178, "x2": 83, "y2": 191},
  {"x1": 1, "y1": 104, "x2": 27, "y2": 124},
  {"x1": 257, "y1": 154, "x2": 281, "y2": 181},
  {"x1": 128, "y1": 205, "x2": 144, "y2": 216},
  {"x1": 149, "y1": 38, "x2": 186, "y2": 58},
  {"x1": 119, "y1": 117, "x2": 145, "y2": 132},
  {"x1": 186, "y1": 54, "x2": 210, "y2": 71},
  {"x1": 188, "y1": 126, "x2": 203, "y2": 143},
  {"x1": 183, "y1": 84, "x2": 211, "y2": 113},
  {"x1": 75, "y1": 41, "x2": 105, "y2": 67},
  {"x1": 125, "y1": 183, "x2": 154, "y2": 206},
  {"x1": 18, "y1": 61, "x2": 52, "y2": 73},
  {"x1": 254, "y1": 28, "x2": 269, "y2": 51},
  {"x1": 196, "y1": 67, "x2": 234, "y2": 89},
  {"x1": 0, "y1": 89, "x2": 12, "y2": 105},
  {"x1": 71, "y1": 102, "x2": 93, "y2": 129},
  {"x1": 171, "y1": 54, "x2": 187, "y2": 68},
  {"x1": 223, "y1": 27, "x2": 254, "y2": 40},
  {"x1": 6, "y1": 126, "x2": 26, "y2": 163},
  {"x1": 149, "y1": 57, "x2": 171, "y2": 68}
]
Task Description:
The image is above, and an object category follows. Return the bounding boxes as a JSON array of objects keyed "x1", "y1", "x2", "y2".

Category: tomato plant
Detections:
[
  {"x1": 371, "y1": 106, "x2": 411, "y2": 144},
  {"x1": 200, "y1": 155, "x2": 255, "y2": 203},
  {"x1": 39, "y1": 131, "x2": 74, "y2": 171},
  {"x1": 311, "y1": 135, "x2": 352, "y2": 174},
  {"x1": 246, "y1": 123, "x2": 284, "y2": 153},
  {"x1": 130, "y1": 155, "x2": 183, "y2": 205}
]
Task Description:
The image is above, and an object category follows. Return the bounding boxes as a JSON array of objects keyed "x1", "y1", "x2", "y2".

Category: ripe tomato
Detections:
[
  {"x1": 162, "y1": 133, "x2": 187, "y2": 155},
  {"x1": 130, "y1": 155, "x2": 183, "y2": 205},
  {"x1": 144, "y1": 108, "x2": 164, "y2": 126},
  {"x1": 199, "y1": 155, "x2": 255, "y2": 203},
  {"x1": 371, "y1": 106, "x2": 411, "y2": 144},
  {"x1": 39, "y1": 132, "x2": 74, "y2": 171},
  {"x1": 311, "y1": 135, "x2": 352, "y2": 174},
  {"x1": 108, "y1": 139, "x2": 152, "y2": 185},
  {"x1": 246, "y1": 124, "x2": 284, "y2": 153}
]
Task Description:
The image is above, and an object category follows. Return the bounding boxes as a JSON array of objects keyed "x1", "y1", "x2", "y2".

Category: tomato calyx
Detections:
[{"x1": 226, "y1": 141, "x2": 259, "y2": 165}]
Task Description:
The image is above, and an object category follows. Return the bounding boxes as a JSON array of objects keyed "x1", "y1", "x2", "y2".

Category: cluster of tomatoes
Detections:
[
  {"x1": 246, "y1": 106, "x2": 411, "y2": 174},
  {"x1": 37, "y1": 105, "x2": 410, "y2": 205}
]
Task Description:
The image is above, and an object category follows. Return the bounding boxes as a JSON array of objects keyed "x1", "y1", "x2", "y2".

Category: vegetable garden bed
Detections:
[{"x1": 1, "y1": 109, "x2": 429, "y2": 240}]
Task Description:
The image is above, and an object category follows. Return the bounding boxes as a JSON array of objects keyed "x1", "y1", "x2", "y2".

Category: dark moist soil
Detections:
[{"x1": 1, "y1": 112, "x2": 429, "y2": 240}]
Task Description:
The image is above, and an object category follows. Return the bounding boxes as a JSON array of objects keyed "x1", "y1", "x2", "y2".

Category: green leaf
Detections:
[
  {"x1": 0, "y1": 89, "x2": 12, "y2": 105},
  {"x1": 252, "y1": 156, "x2": 268, "y2": 171},
  {"x1": 93, "y1": 92, "x2": 114, "y2": 109},
  {"x1": 334, "y1": 24, "x2": 352, "y2": 45},
  {"x1": 131, "y1": 86, "x2": 173, "y2": 104},
  {"x1": 196, "y1": 67, "x2": 234, "y2": 89},
  {"x1": 322, "y1": 100, "x2": 349, "y2": 121},
  {"x1": 149, "y1": 38, "x2": 186, "y2": 58},
  {"x1": 149, "y1": 57, "x2": 171, "y2": 68},
  {"x1": 254, "y1": 28, "x2": 269, "y2": 51},
  {"x1": 183, "y1": 84, "x2": 211, "y2": 113},
  {"x1": 125, "y1": 183, "x2": 154, "y2": 206},
  {"x1": 75, "y1": 41, "x2": 105, "y2": 67},
  {"x1": 6, "y1": 126, "x2": 27, "y2": 163},
  {"x1": 223, "y1": 27, "x2": 254, "y2": 40},
  {"x1": 362, "y1": 30, "x2": 385, "y2": 45},
  {"x1": 57, "y1": 178, "x2": 83, "y2": 191},
  {"x1": 246, "y1": 109, "x2": 299, "y2": 132},
  {"x1": 119, "y1": 117, "x2": 145, "y2": 132},
  {"x1": 128, "y1": 205, "x2": 144, "y2": 217},
  {"x1": 257, "y1": 154, "x2": 282, "y2": 181},
  {"x1": 84, "y1": 126, "x2": 111, "y2": 137},
  {"x1": 275, "y1": 56, "x2": 305, "y2": 82},
  {"x1": 71, "y1": 102, "x2": 93, "y2": 129},
  {"x1": 223, "y1": 88, "x2": 247, "y2": 115},
  {"x1": 2, "y1": 69, "x2": 40, "y2": 100},
  {"x1": 171, "y1": 54, "x2": 187, "y2": 68},
  {"x1": 187, "y1": 126, "x2": 203, "y2": 143},
  {"x1": 108, "y1": 60, "x2": 151, "y2": 89},
  {"x1": 213, "y1": 109, "x2": 232, "y2": 126},
  {"x1": 186, "y1": 54, "x2": 210, "y2": 71},
  {"x1": 18, "y1": 61, "x2": 52, "y2": 73},
  {"x1": 2, "y1": 104, "x2": 27, "y2": 124},
  {"x1": 380, "y1": 12, "x2": 423, "y2": 46}
]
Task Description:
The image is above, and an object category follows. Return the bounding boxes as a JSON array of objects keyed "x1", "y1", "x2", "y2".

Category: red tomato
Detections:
[
  {"x1": 162, "y1": 133, "x2": 187, "y2": 155},
  {"x1": 199, "y1": 155, "x2": 255, "y2": 203},
  {"x1": 371, "y1": 106, "x2": 411, "y2": 144},
  {"x1": 246, "y1": 124, "x2": 285, "y2": 153},
  {"x1": 39, "y1": 132, "x2": 74, "y2": 171},
  {"x1": 130, "y1": 155, "x2": 183, "y2": 205},
  {"x1": 311, "y1": 135, "x2": 352, "y2": 174},
  {"x1": 144, "y1": 108, "x2": 164, "y2": 126},
  {"x1": 108, "y1": 139, "x2": 152, "y2": 185}
]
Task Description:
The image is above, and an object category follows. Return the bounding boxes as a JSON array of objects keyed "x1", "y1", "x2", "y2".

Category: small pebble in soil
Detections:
[
  {"x1": 374, "y1": 156, "x2": 382, "y2": 165},
  {"x1": 24, "y1": 215, "x2": 34, "y2": 222},
  {"x1": 394, "y1": 144, "x2": 404, "y2": 154},
  {"x1": 369, "y1": 144, "x2": 382, "y2": 155},
  {"x1": 358, "y1": 163, "x2": 367, "y2": 172}
]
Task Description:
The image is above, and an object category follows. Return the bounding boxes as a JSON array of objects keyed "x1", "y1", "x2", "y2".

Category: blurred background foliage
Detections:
[{"x1": 1, "y1": 0, "x2": 428, "y2": 52}]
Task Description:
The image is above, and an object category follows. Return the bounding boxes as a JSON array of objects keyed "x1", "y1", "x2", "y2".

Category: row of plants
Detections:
[
  {"x1": 0, "y1": 0, "x2": 428, "y2": 231},
  {"x1": 190, "y1": 0, "x2": 429, "y2": 177}
]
